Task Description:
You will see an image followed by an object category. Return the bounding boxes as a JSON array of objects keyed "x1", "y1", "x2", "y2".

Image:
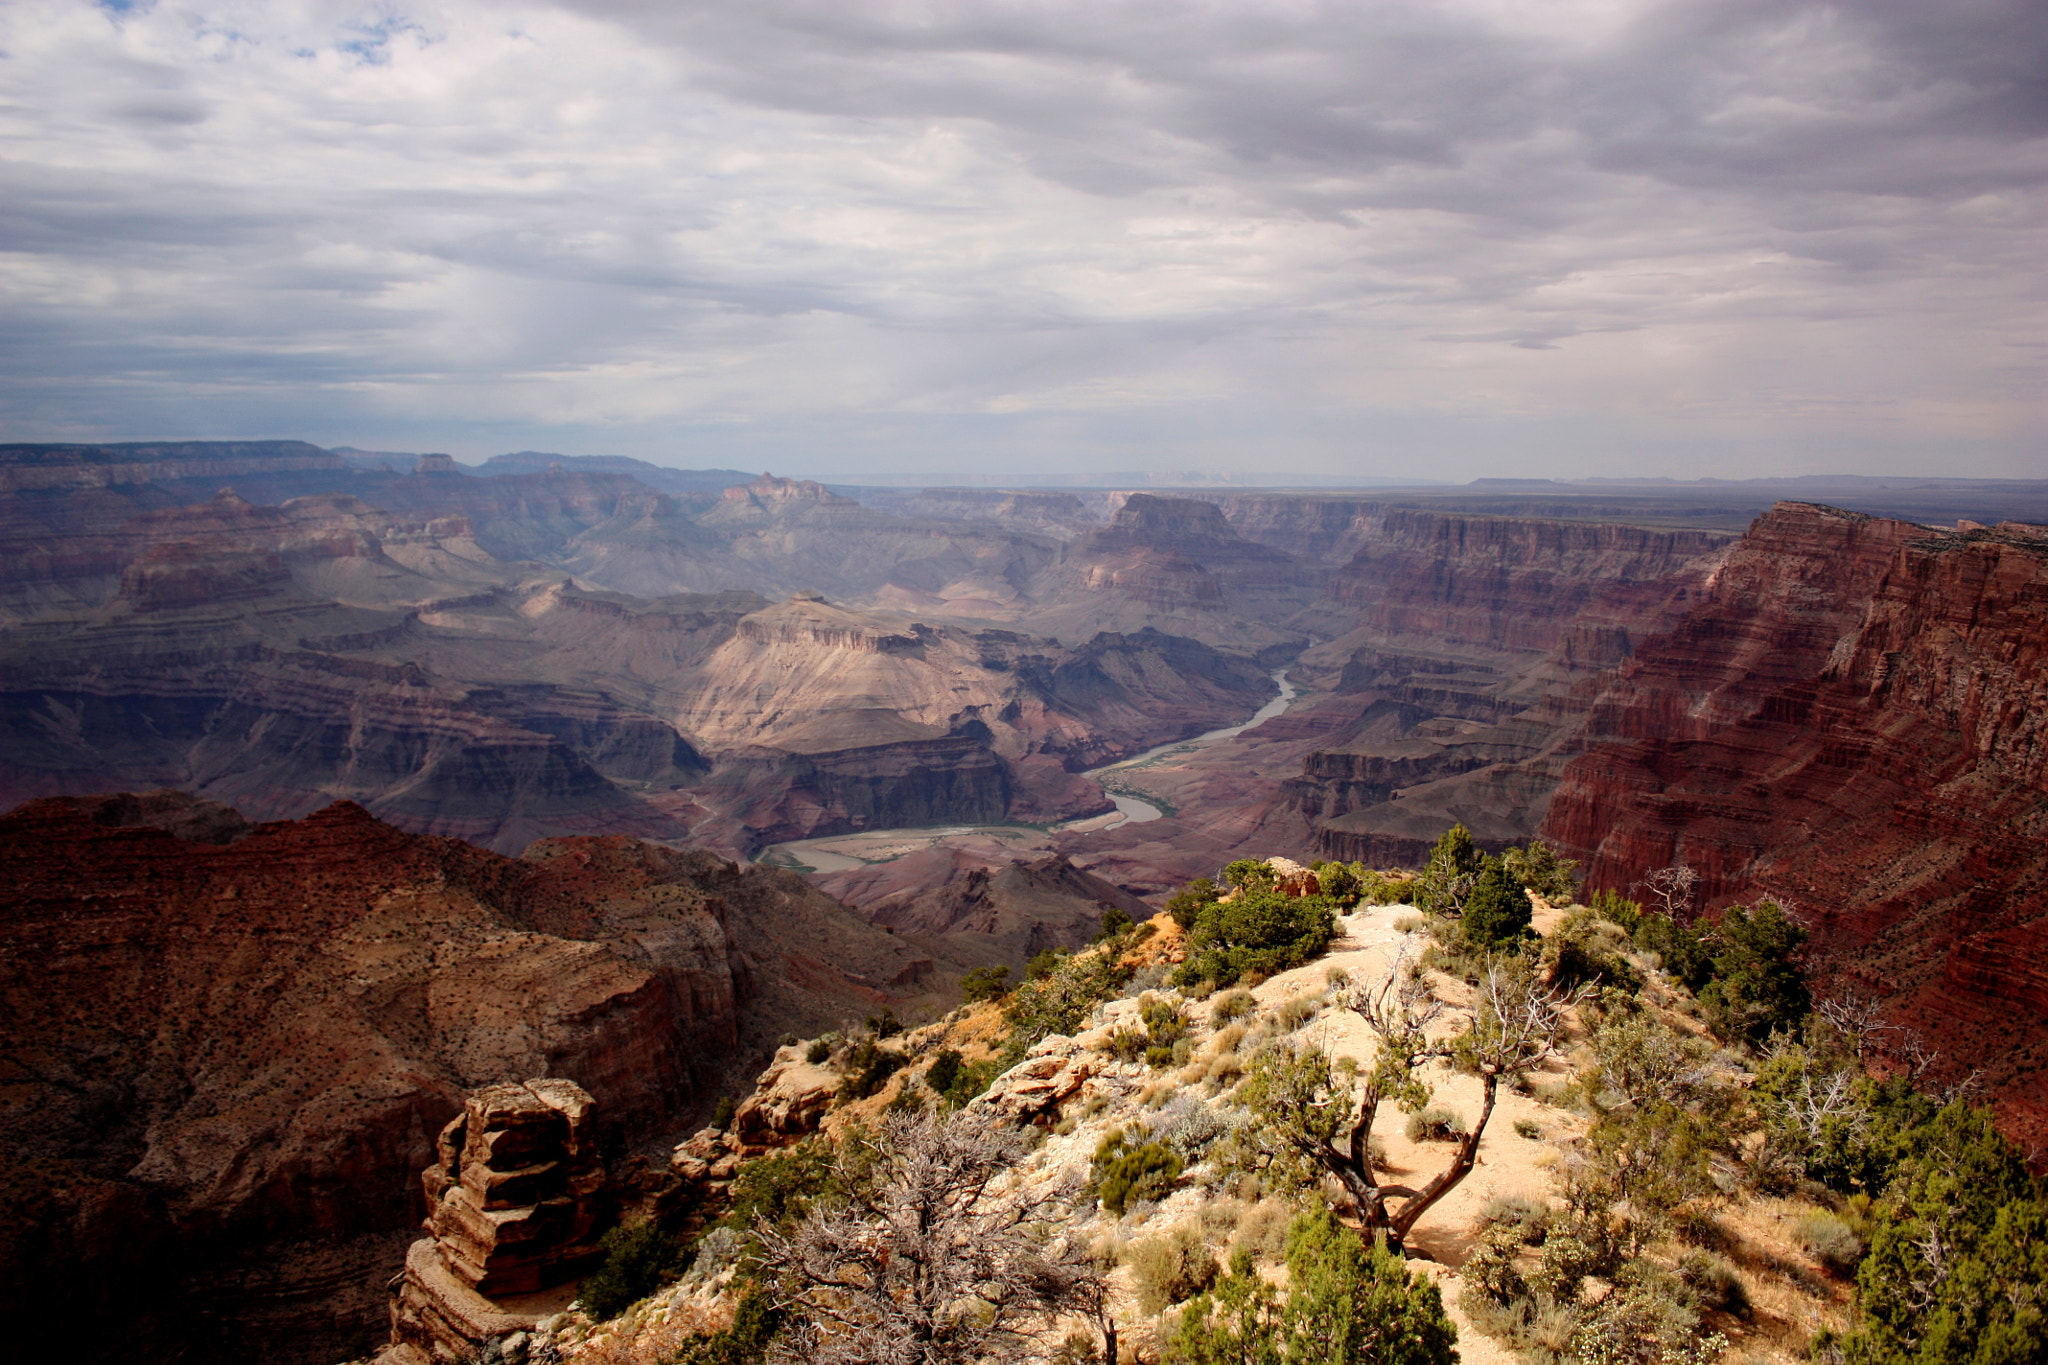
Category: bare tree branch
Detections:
[{"x1": 755, "y1": 1113, "x2": 1109, "y2": 1365}]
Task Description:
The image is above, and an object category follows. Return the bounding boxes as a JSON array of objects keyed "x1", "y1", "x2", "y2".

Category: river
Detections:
[{"x1": 758, "y1": 669, "x2": 1300, "y2": 874}]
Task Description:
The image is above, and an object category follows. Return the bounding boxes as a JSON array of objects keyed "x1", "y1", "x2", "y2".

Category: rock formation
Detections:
[
  {"x1": 0, "y1": 793, "x2": 948, "y2": 1365},
  {"x1": 1543, "y1": 505, "x2": 2048, "y2": 1146},
  {"x1": 0, "y1": 477, "x2": 1276, "y2": 856},
  {"x1": 385, "y1": 1079, "x2": 610, "y2": 1364}
]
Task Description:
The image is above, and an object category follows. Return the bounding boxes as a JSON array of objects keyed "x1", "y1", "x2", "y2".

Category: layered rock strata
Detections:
[
  {"x1": 0, "y1": 484, "x2": 1274, "y2": 856},
  {"x1": 1543, "y1": 506, "x2": 2048, "y2": 1145},
  {"x1": 0, "y1": 793, "x2": 942, "y2": 1365},
  {"x1": 387, "y1": 1080, "x2": 610, "y2": 1364}
]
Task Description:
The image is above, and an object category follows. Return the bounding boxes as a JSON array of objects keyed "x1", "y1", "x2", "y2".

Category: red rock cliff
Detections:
[
  {"x1": 1544, "y1": 505, "x2": 2048, "y2": 1145},
  {"x1": 0, "y1": 793, "x2": 936, "y2": 1365}
]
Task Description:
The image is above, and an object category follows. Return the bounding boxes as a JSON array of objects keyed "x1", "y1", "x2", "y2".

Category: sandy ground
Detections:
[{"x1": 1237, "y1": 902, "x2": 1580, "y2": 1365}]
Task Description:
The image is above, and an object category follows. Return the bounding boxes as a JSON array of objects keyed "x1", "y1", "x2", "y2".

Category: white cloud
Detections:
[{"x1": 0, "y1": 0, "x2": 2040, "y2": 476}]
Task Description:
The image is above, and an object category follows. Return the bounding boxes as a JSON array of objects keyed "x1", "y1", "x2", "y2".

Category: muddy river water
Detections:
[{"x1": 759, "y1": 670, "x2": 1300, "y2": 874}]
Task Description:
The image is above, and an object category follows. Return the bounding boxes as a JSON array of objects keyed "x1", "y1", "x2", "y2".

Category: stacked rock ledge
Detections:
[{"x1": 382, "y1": 1078, "x2": 612, "y2": 1365}]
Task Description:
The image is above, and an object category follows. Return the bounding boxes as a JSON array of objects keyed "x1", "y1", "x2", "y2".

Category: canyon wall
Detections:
[
  {"x1": 0, "y1": 793, "x2": 943, "y2": 1365},
  {"x1": 1543, "y1": 506, "x2": 2048, "y2": 1144},
  {"x1": 1281, "y1": 510, "x2": 1733, "y2": 866},
  {"x1": 0, "y1": 486, "x2": 1274, "y2": 858}
]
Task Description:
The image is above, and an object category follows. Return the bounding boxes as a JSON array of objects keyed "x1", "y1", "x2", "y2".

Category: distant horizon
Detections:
[{"x1": 9, "y1": 435, "x2": 2047, "y2": 497}]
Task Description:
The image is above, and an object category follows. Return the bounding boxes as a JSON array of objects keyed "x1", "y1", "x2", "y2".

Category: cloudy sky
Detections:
[{"x1": 1, "y1": 0, "x2": 2041, "y2": 481}]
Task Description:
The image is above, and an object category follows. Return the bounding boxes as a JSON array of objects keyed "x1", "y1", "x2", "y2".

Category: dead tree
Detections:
[
  {"x1": 1635, "y1": 864, "x2": 1699, "y2": 923},
  {"x1": 1240, "y1": 944, "x2": 1583, "y2": 1251},
  {"x1": 755, "y1": 1111, "x2": 1110, "y2": 1365}
]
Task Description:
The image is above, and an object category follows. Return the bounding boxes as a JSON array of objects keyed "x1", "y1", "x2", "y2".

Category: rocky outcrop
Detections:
[
  {"x1": 0, "y1": 794, "x2": 943, "y2": 1365},
  {"x1": 1542, "y1": 506, "x2": 2048, "y2": 1145},
  {"x1": 387, "y1": 1080, "x2": 611, "y2": 1364}
]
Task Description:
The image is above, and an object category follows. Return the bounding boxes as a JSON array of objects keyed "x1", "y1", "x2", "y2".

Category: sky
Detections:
[{"x1": 1, "y1": 0, "x2": 2042, "y2": 483}]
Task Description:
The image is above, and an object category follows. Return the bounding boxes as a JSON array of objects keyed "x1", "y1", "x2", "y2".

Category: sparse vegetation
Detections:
[
  {"x1": 1169, "y1": 875, "x2": 1338, "y2": 990},
  {"x1": 1209, "y1": 989, "x2": 1255, "y2": 1027},
  {"x1": 961, "y1": 963, "x2": 1012, "y2": 1003},
  {"x1": 620, "y1": 830, "x2": 2045, "y2": 1365},
  {"x1": 1125, "y1": 1224, "x2": 1219, "y2": 1315},
  {"x1": 1405, "y1": 1106, "x2": 1467, "y2": 1143},
  {"x1": 1166, "y1": 1208, "x2": 1457, "y2": 1365},
  {"x1": 579, "y1": 1221, "x2": 694, "y2": 1321},
  {"x1": 1093, "y1": 1126, "x2": 1185, "y2": 1216}
]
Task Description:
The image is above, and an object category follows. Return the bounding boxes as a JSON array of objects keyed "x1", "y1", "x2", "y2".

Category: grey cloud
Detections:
[
  {"x1": 108, "y1": 91, "x2": 209, "y2": 124},
  {"x1": 0, "y1": 0, "x2": 2038, "y2": 477}
]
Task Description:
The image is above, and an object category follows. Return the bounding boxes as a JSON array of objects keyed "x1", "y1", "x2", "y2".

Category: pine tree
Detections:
[
  {"x1": 1167, "y1": 1210, "x2": 1456, "y2": 1365},
  {"x1": 1460, "y1": 857, "x2": 1532, "y2": 948},
  {"x1": 1417, "y1": 823, "x2": 1481, "y2": 916}
]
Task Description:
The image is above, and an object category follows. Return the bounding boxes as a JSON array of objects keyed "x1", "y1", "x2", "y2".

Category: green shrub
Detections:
[
  {"x1": 1461, "y1": 857, "x2": 1533, "y2": 949},
  {"x1": 1026, "y1": 948, "x2": 1068, "y2": 981},
  {"x1": 836, "y1": 1037, "x2": 906, "y2": 1101},
  {"x1": 1126, "y1": 1225, "x2": 1220, "y2": 1315},
  {"x1": 1357, "y1": 871, "x2": 1415, "y2": 906},
  {"x1": 1171, "y1": 887, "x2": 1338, "y2": 990},
  {"x1": 1590, "y1": 887, "x2": 1643, "y2": 933},
  {"x1": 1167, "y1": 877, "x2": 1223, "y2": 930},
  {"x1": 1696, "y1": 900, "x2": 1810, "y2": 1045},
  {"x1": 1514, "y1": 1118, "x2": 1542, "y2": 1139},
  {"x1": 1105, "y1": 1026, "x2": 1149, "y2": 1062},
  {"x1": 1462, "y1": 1224, "x2": 1530, "y2": 1304},
  {"x1": 1566, "y1": 1271, "x2": 1724, "y2": 1365},
  {"x1": 719, "y1": 1140, "x2": 841, "y2": 1234},
  {"x1": 804, "y1": 1039, "x2": 830, "y2": 1065},
  {"x1": 1847, "y1": 1102, "x2": 2048, "y2": 1362},
  {"x1": 1405, "y1": 1107, "x2": 1466, "y2": 1143},
  {"x1": 710, "y1": 1095, "x2": 736, "y2": 1131},
  {"x1": 1528, "y1": 1230, "x2": 1603, "y2": 1303},
  {"x1": 1142, "y1": 998, "x2": 1189, "y2": 1051},
  {"x1": 1312, "y1": 860, "x2": 1362, "y2": 903},
  {"x1": 1093, "y1": 1128, "x2": 1184, "y2": 1216},
  {"x1": 1210, "y1": 989, "x2": 1256, "y2": 1028},
  {"x1": 961, "y1": 964, "x2": 1011, "y2": 1003},
  {"x1": 1002, "y1": 947, "x2": 1134, "y2": 1059},
  {"x1": 1167, "y1": 1210, "x2": 1457, "y2": 1365},
  {"x1": 1416, "y1": 824, "x2": 1481, "y2": 917},
  {"x1": 935, "y1": 1056, "x2": 1001, "y2": 1108},
  {"x1": 1542, "y1": 910, "x2": 1643, "y2": 994},
  {"x1": 1223, "y1": 859, "x2": 1277, "y2": 892},
  {"x1": 1501, "y1": 840, "x2": 1581, "y2": 906},
  {"x1": 923, "y1": 1048, "x2": 963, "y2": 1097},
  {"x1": 1095, "y1": 906, "x2": 1136, "y2": 943},
  {"x1": 578, "y1": 1221, "x2": 693, "y2": 1321}
]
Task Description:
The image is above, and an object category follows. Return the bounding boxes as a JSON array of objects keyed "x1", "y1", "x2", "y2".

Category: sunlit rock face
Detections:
[{"x1": 387, "y1": 1079, "x2": 611, "y2": 1365}]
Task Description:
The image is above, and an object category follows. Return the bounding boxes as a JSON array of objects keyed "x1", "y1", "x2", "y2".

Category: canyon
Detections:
[
  {"x1": 0, "y1": 790, "x2": 964, "y2": 1365},
  {"x1": 4, "y1": 441, "x2": 2048, "y2": 1362}
]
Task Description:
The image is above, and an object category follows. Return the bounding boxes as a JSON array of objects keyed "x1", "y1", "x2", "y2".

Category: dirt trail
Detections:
[{"x1": 1246, "y1": 903, "x2": 1584, "y2": 1365}]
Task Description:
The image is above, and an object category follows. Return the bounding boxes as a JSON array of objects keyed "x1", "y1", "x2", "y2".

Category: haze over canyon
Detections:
[{"x1": 2, "y1": 440, "x2": 2045, "y2": 1363}]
